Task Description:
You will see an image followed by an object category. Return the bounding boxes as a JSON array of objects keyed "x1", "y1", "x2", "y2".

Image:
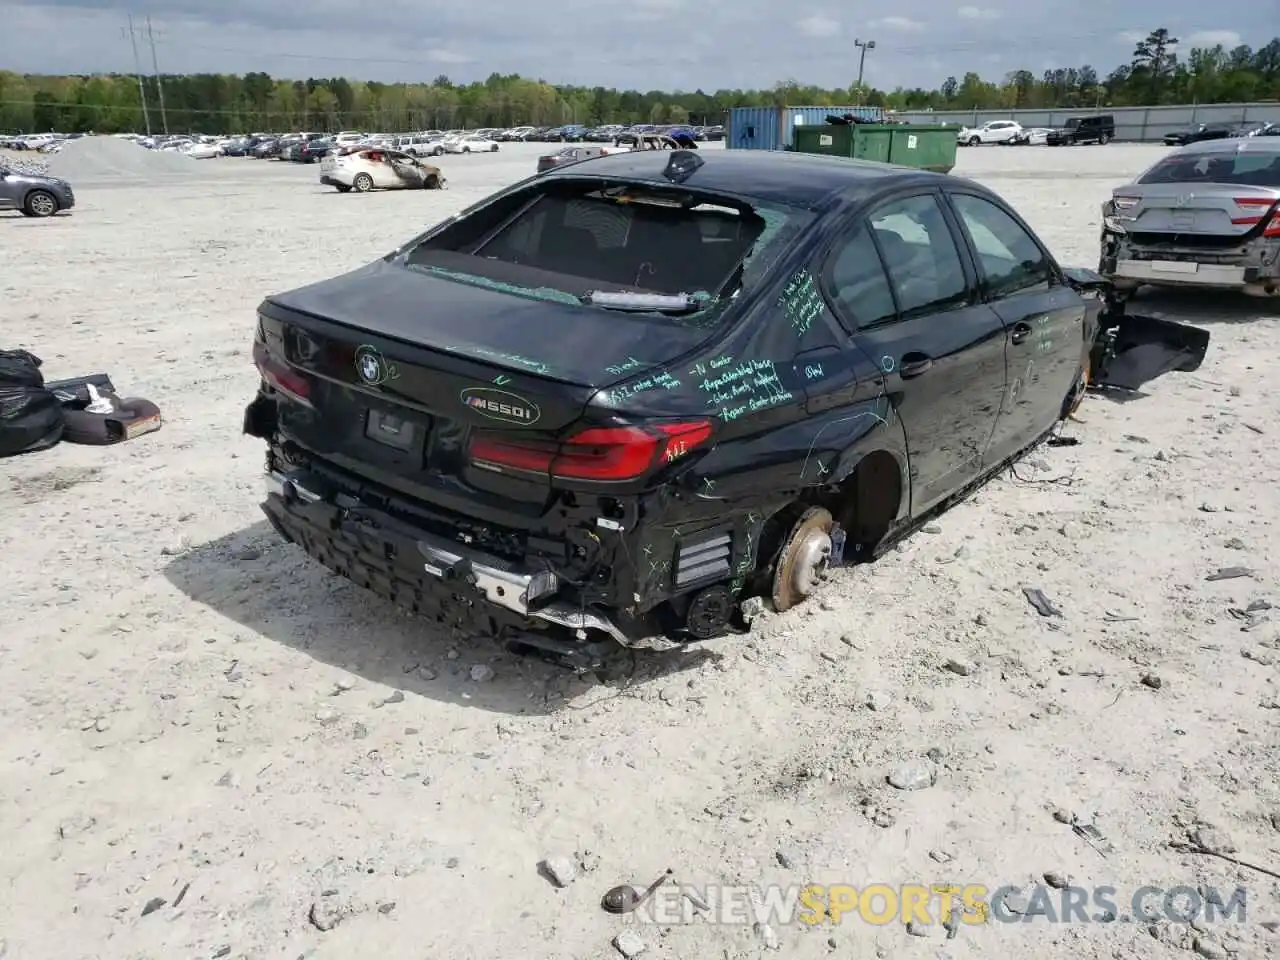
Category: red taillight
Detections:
[
  {"x1": 469, "y1": 420, "x2": 712, "y2": 482},
  {"x1": 1232, "y1": 197, "x2": 1280, "y2": 235},
  {"x1": 252, "y1": 339, "x2": 312, "y2": 406}
]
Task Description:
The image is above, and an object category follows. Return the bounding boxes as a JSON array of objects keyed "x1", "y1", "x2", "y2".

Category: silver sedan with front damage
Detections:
[{"x1": 1099, "y1": 138, "x2": 1280, "y2": 297}]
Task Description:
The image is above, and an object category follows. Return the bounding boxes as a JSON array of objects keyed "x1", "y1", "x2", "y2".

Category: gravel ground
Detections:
[{"x1": 2, "y1": 141, "x2": 1279, "y2": 960}]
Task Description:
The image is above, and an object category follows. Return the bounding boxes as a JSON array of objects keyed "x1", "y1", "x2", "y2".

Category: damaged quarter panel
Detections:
[{"x1": 585, "y1": 207, "x2": 910, "y2": 604}]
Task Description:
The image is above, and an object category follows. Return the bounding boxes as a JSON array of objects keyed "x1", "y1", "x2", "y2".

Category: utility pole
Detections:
[
  {"x1": 124, "y1": 14, "x2": 152, "y2": 136},
  {"x1": 145, "y1": 15, "x2": 169, "y2": 134},
  {"x1": 854, "y1": 38, "x2": 877, "y2": 99}
]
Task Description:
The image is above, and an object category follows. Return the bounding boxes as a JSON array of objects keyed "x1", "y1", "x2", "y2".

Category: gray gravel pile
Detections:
[
  {"x1": 48, "y1": 136, "x2": 195, "y2": 182},
  {"x1": 0, "y1": 152, "x2": 51, "y2": 177}
]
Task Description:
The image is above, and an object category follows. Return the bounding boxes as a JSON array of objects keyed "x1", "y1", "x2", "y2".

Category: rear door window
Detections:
[
  {"x1": 866, "y1": 194, "x2": 970, "y2": 319},
  {"x1": 948, "y1": 193, "x2": 1053, "y2": 299},
  {"x1": 827, "y1": 224, "x2": 897, "y2": 331}
]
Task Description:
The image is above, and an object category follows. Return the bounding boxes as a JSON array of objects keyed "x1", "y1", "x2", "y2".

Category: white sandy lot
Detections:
[{"x1": 1, "y1": 140, "x2": 1279, "y2": 960}]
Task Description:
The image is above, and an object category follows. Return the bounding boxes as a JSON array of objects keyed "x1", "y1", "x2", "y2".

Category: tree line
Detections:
[{"x1": 1, "y1": 28, "x2": 1276, "y2": 135}]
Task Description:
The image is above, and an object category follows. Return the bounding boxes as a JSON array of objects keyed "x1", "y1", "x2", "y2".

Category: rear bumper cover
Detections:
[
  {"x1": 1105, "y1": 257, "x2": 1253, "y2": 288},
  {"x1": 262, "y1": 468, "x2": 633, "y2": 646}
]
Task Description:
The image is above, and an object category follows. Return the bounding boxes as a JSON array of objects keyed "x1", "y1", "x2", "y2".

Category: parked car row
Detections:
[
  {"x1": 956, "y1": 116, "x2": 1117, "y2": 146},
  {"x1": 954, "y1": 116, "x2": 1277, "y2": 147},
  {"x1": 1162, "y1": 120, "x2": 1278, "y2": 145},
  {"x1": 494, "y1": 123, "x2": 724, "y2": 142}
]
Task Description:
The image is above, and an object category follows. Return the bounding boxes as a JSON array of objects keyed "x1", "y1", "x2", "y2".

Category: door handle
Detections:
[
  {"x1": 1010, "y1": 322, "x2": 1033, "y2": 345},
  {"x1": 899, "y1": 353, "x2": 933, "y2": 379}
]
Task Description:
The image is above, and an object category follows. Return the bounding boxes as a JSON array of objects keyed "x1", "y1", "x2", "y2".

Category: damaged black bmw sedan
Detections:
[{"x1": 243, "y1": 149, "x2": 1209, "y2": 668}]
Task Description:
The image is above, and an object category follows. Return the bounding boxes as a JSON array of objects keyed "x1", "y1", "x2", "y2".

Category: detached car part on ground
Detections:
[
  {"x1": 0, "y1": 350, "x2": 162, "y2": 458},
  {"x1": 0, "y1": 161, "x2": 74, "y2": 218},
  {"x1": 243, "y1": 149, "x2": 1210, "y2": 670},
  {"x1": 1100, "y1": 138, "x2": 1280, "y2": 297},
  {"x1": 320, "y1": 148, "x2": 447, "y2": 193}
]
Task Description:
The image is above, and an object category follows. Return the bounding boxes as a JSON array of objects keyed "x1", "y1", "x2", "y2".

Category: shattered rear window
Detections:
[
  {"x1": 1139, "y1": 152, "x2": 1280, "y2": 187},
  {"x1": 475, "y1": 192, "x2": 764, "y2": 295},
  {"x1": 400, "y1": 181, "x2": 806, "y2": 316}
]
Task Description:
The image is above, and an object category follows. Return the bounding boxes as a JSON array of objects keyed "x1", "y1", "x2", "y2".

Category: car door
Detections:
[
  {"x1": 943, "y1": 189, "x2": 1087, "y2": 467},
  {"x1": 0, "y1": 169, "x2": 18, "y2": 210},
  {"x1": 824, "y1": 191, "x2": 1009, "y2": 515},
  {"x1": 368, "y1": 152, "x2": 402, "y2": 188}
]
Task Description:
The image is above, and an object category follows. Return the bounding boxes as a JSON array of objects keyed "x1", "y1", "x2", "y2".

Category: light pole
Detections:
[{"x1": 855, "y1": 38, "x2": 877, "y2": 92}]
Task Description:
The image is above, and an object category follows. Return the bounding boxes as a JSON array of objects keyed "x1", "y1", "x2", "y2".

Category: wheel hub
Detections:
[{"x1": 786, "y1": 529, "x2": 832, "y2": 599}]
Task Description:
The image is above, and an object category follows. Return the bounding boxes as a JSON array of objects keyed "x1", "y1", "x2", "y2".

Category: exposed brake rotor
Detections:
[{"x1": 771, "y1": 506, "x2": 834, "y2": 613}]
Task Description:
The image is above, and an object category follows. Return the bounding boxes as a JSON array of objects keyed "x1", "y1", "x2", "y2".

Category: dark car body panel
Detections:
[{"x1": 245, "y1": 149, "x2": 1209, "y2": 658}]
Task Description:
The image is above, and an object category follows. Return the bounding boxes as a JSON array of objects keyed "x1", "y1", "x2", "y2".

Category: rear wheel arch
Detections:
[
  {"x1": 828, "y1": 448, "x2": 906, "y2": 556},
  {"x1": 750, "y1": 446, "x2": 906, "y2": 587}
]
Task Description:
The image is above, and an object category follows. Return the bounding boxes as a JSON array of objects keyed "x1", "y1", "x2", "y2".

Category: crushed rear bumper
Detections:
[{"x1": 261, "y1": 468, "x2": 635, "y2": 654}]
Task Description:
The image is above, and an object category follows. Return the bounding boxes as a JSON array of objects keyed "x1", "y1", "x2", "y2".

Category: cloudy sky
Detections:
[{"x1": 2, "y1": 0, "x2": 1273, "y2": 91}]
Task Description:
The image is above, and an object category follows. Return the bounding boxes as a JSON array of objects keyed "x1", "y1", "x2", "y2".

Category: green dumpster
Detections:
[
  {"x1": 793, "y1": 124, "x2": 889, "y2": 160},
  {"x1": 792, "y1": 123, "x2": 956, "y2": 174},
  {"x1": 885, "y1": 125, "x2": 957, "y2": 174}
]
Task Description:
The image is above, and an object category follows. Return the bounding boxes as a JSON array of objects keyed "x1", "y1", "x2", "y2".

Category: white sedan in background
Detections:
[
  {"x1": 184, "y1": 142, "x2": 223, "y2": 159},
  {"x1": 319, "y1": 147, "x2": 447, "y2": 193},
  {"x1": 957, "y1": 120, "x2": 1024, "y2": 145},
  {"x1": 444, "y1": 134, "x2": 500, "y2": 154}
]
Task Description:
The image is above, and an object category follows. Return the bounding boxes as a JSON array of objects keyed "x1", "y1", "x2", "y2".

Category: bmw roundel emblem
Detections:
[{"x1": 354, "y1": 345, "x2": 396, "y2": 386}]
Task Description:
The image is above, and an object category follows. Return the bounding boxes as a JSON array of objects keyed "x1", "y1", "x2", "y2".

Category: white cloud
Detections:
[
  {"x1": 796, "y1": 14, "x2": 841, "y2": 37},
  {"x1": 1115, "y1": 30, "x2": 1147, "y2": 44},
  {"x1": 427, "y1": 48, "x2": 473, "y2": 64},
  {"x1": 957, "y1": 6, "x2": 1001, "y2": 20},
  {"x1": 1186, "y1": 29, "x2": 1241, "y2": 47},
  {"x1": 869, "y1": 16, "x2": 924, "y2": 31}
]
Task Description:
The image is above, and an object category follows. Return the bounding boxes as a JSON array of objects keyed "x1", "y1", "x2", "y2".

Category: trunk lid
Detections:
[
  {"x1": 266, "y1": 258, "x2": 713, "y2": 391},
  {"x1": 256, "y1": 259, "x2": 717, "y2": 504},
  {"x1": 1114, "y1": 183, "x2": 1272, "y2": 237}
]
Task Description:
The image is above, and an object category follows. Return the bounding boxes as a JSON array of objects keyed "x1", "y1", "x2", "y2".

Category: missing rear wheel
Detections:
[{"x1": 771, "y1": 507, "x2": 834, "y2": 613}]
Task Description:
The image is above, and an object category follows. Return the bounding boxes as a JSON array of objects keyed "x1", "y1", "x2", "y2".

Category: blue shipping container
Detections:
[{"x1": 725, "y1": 105, "x2": 884, "y2": 150}]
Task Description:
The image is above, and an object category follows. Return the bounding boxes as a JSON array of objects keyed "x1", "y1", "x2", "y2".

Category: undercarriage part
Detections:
[
  {"x1": 503, "y1": 630, "x2": 617, "y2": 673},
  {"x1": 684, "y1": 584, "x2": 734, "y2": 639},
  {"x1": 771, "y1": 506, "x2": 834, "y2": 613}
]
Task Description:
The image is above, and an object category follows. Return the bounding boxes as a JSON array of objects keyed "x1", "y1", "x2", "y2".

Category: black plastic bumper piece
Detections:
[
  {"x1": 260, "y1": 484, "x2": 628, "y2": 670},
  {"x1": 263, "y1": 489, "x2": 526, "y2": 638}
]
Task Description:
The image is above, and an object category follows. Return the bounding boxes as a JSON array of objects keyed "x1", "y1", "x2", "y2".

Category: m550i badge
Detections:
[{"x1": 460, "y1": 387, "x2": 541, "y2": 425}]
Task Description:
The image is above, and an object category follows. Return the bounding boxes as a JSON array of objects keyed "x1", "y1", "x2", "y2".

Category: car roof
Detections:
[
  {"x1": 1174, "y1": 138, "x2": 1280, "y2": 158},
  {"x1": 536, "y1": 148, "x2": 944, "y2": 209}
]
